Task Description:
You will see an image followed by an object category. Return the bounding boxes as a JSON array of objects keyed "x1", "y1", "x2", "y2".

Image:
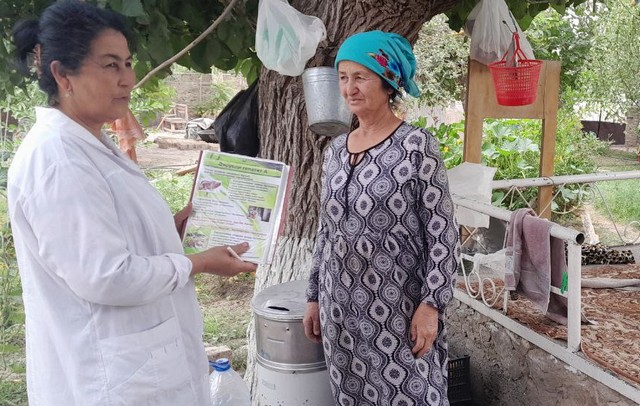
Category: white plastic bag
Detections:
[
  {"x1": 465, "y1": 0, "x2": 534, "y2": 66},
  {"x1": 447, "y1": 162, "x2": 497, "y2": 229},
  {"x1": 255, "y1": 0, "x2": 327, "y2": 76}
]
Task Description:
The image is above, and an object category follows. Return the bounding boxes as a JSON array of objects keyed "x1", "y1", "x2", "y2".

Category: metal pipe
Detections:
[
  {"x1": 566, "y1": 242, "x2": 582, "y2": 353},
  {"x1": 491, "y1": 171, "x2": 640, "y2": 189},
  {"x1": 452, "y1": 194, "x2": 585, "y2": 244}
]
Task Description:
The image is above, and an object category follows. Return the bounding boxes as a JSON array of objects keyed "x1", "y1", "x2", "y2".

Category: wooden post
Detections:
[
  {"x1": 464, "y1": 59, "x2": 561, "y2": 218},
  {"x1": 538, "y1": 62, "x2": 561, "y2": 218},
  {"x1": 463, "y1": 61, "x2": 485, "y2": 164}
]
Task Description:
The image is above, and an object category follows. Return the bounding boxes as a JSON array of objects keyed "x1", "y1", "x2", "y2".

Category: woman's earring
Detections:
[{"x1": 65, "y1": 90, "x2": 72, "y2": 98}]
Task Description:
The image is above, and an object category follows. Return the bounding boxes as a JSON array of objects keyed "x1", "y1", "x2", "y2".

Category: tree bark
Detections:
[
  {"x1": 246, "y1": 0, "x2": 463, "y2": 397},
  {"x1": 624, "y1": 107, "x2": 640, "y2": 149}
]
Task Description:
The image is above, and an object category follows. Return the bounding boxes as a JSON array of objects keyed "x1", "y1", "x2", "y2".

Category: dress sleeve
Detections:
[
  {"x1": 414, "y1": 129, "x2": 460, "y2": 310},
  {"x1": 306, "y1": 145, "x2": 333, "y2": 302},
  {"x1": 22, "y1": 161, "x2": 192, "y2": 307},
  {"x1": 306, "y1": 222, "x2": 326, "y2": 302}
]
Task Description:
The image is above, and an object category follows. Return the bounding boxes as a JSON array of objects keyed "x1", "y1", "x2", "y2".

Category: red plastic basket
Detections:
[{"x1": 488, "y1": 33, "x2": 542, "y2": 106}]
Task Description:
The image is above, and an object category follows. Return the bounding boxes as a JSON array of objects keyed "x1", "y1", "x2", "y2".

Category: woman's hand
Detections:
[
  {"x1": 303, "y1": 302, "x2": 322, "y2": 343},
  {"x1": 188, "y1": 242, "x2": 257, "y2": 277},
  {"x1": 410, "y1": 302, "x2": 438, "y2": 358},
  {"x1": 174, "y1": 203, "x2": 192, "y2": 235}
]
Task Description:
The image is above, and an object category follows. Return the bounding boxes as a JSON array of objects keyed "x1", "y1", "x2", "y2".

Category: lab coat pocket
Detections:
[{"x1": 100, "y1": 317, "x2": 194, "y2": 405}]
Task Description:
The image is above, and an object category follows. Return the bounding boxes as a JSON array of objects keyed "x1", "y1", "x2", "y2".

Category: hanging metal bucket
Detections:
[{"x1": 302, "y1": 67, "x2": 352, "y2": 137}]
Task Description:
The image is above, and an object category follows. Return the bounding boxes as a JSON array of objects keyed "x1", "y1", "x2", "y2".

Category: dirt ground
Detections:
[{"x1": 136, "y1": 130, "x2": 204, "y2": 170}]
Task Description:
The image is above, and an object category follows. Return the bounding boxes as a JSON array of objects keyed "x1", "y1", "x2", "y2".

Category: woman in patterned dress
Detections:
[{"x1": 304, "y1": 30, "x2": 460, "y2": 406}]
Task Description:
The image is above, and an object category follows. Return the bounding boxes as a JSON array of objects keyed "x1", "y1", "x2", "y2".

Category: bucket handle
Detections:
[{"x1": 266, "y1": 305, "x2": 290, "y2": 312}]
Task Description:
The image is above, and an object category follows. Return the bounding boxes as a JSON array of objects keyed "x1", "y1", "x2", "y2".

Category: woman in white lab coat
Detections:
[{"x1": 8, "y1": 1, "x2": 256, "y2": 405}]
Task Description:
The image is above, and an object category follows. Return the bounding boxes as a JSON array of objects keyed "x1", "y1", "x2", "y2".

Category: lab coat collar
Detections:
[{"x1": 35, "y1": 107, "x2": 142, "y2": 174}]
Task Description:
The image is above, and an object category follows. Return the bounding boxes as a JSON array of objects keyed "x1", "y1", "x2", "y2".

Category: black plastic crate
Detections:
[{"x1": 448, "y1": 355, "x2": 472, "y2": 405}]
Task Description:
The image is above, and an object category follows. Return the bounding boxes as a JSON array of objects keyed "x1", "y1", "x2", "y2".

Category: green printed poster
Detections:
[{"x1": 182, "y1": 150, "x2": 290, "y2": 264}]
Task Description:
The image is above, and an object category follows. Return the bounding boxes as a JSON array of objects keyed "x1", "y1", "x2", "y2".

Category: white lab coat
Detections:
[{"x1": 8, "y1": 108, "x2": 210, "y2": 405}]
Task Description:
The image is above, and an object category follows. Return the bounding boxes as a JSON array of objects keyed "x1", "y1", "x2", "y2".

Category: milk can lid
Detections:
[{"x1": 251, "y1": 279, "x2": 309, "y2": 321}]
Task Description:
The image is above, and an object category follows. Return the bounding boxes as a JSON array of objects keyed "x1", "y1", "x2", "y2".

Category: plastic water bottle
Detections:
[{"x1": 209, "y1": 358, "x2": 251, "y2": 406}]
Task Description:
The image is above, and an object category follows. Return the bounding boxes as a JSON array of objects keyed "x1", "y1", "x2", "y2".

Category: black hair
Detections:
[{"x1": 11, "y1": 0, "x2": 134, "y2": 105}]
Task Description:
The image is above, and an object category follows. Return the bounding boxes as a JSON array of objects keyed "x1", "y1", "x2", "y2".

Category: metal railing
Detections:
[
  {"x1": 492, "y1": 171, "x2": 640, "y2": 246},
  {"x1": 452, "y1": 194, "x2": 584, "y2": 352},
  {"x1": 453, "y1": 169, "x2": 640, "y2": 353}
]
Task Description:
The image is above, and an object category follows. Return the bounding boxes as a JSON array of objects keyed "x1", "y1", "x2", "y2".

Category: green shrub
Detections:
[
  {"x1": 413, "y1": 117, "x2": 464, "y2": 168},
  {"x1": 193, "y1": 82, "x2": 235, "y2": 118},
  {"x1": 412, "y1": 110, "x2": 610, "y2": 213},
  {"x1": 129, "y1": 81, "x2": 176, "y2": 127},
  {"x1": 0, "y1": 379, "x2": 27, "y2": 406},
  {"x1": 0, "y1": 140, "x2": 25, "y2": 402},
  {"x1": 0, "y1": 82, "x2": 47, "y2": 139},
  {"x1": 145, "y1": 170, "x2": 194, "y2": 214}
]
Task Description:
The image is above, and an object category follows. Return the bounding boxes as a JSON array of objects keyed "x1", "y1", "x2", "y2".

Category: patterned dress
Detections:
[{"x1": 307, "y1": 123, "x2": 460, "y2": 406}]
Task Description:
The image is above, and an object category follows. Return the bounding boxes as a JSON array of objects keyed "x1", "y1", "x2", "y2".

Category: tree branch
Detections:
[{"x1": 134, "y1": 0, "x2": 242, "y2": 89}]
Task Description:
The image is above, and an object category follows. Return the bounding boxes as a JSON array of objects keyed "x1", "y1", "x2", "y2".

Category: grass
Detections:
[
  {"x1": 146, "y1": 169, "x2": 194, "y2": 213},
  {"x1": 1, "y1": 160, "x2": 27, "y2": 406},
  {"x1": 196, "y1": 273, "x2": 255, "y2": 374},
  {"x1": 0, "y1": 379, "x2": 27, "y2": 406},
  {"x1": 587, "y1": 146, "x2": 640, "y2": 245},
  {"x1": 593, "y1": 180, "x2": 640, "y2": 224},
  {"x1": 591, "y1": 147, "x2": 638, "y2": 171}
]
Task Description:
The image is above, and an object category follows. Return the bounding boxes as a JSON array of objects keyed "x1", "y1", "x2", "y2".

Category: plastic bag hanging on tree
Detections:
[
  {"x1": 465, "y1": 0, "x2": 534, "y2": 66},
  {"x1": 255, "y1": 0, "x2": 326, "y2": 76},
  {"x1": 213, "y1": 81, "x2": 260, "y2": 157}
]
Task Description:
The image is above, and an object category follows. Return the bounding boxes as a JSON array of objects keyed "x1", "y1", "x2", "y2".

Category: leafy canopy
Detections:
[
  {"x1": 413, "y1": 15, "x2": 469, "y2": 107},
  {"x1": 445, "y1": 0, "x2": 590, "y2": 32},
  {"x1": 0, "y1": 0, "x2": 260, "y2": 96},
  {"x1": 0, "y1": 0, "x2": 589, "y2": 98},
  {"x1": 578, "y1": 0, "x2": 640, "y2": 118}
]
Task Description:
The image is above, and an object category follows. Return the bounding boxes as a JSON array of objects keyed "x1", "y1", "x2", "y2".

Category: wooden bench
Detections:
[{"x1": 161, "y1": 104, "x2": 189, "y2": 133}]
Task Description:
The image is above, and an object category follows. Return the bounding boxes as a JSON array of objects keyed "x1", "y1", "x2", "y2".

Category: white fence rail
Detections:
[
  {"x1": 451, "y1": 171, "x2": 640, "y2": 402},
  {"x1": 452, "y1": 194, "x2": 585, "y2": 352},
  {"x1": 453, "y1": 170, "x2": 640, "y2": 352},
  {"x1": 492, "y1": 171, "x2": 640, "y2": 245}
]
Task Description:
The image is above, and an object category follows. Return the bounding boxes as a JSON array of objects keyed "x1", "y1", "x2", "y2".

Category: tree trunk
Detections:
[
  {"x1": 246, "y1": 0, "x2": 463, "y2": 397},
  {"x1": 624, "y1": 106, "x2": 640, "y2": 149}
]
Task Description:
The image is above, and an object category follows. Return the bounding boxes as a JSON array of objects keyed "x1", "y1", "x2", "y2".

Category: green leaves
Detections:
[
  {"x1": 0, "y1": 0, "x2": 261, "y2": 92},
  {"x1": 446, "y1": 0, "x2": 589, "y2": 32},
  {"x1": 235, "y1": 57, "x2": 260, "y2": 85},
  {"x1": 129, "y1": 81, "x2": 175, "y2": 126},
  {"x1": 578, "y1": 1, "x2": 640, "y2": 117},
  {"x1": 188, "y1": 36, "x2": 235, "y2": 72},
  {"x1": 413, "y1": 113, "x2": 608, "y2": 212},
  {"x1": 125, "y1": 0, "x2": 259, "y2": 81},
  {"x1": 109, "y1": 0, "x2": 146, "y2": 17},
  {"x1": 550, "y1": 2, "x2": 566, "y2": 15},
  {"x1": 413, "y1": 15, "x2": 469, "y2": 107}
]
